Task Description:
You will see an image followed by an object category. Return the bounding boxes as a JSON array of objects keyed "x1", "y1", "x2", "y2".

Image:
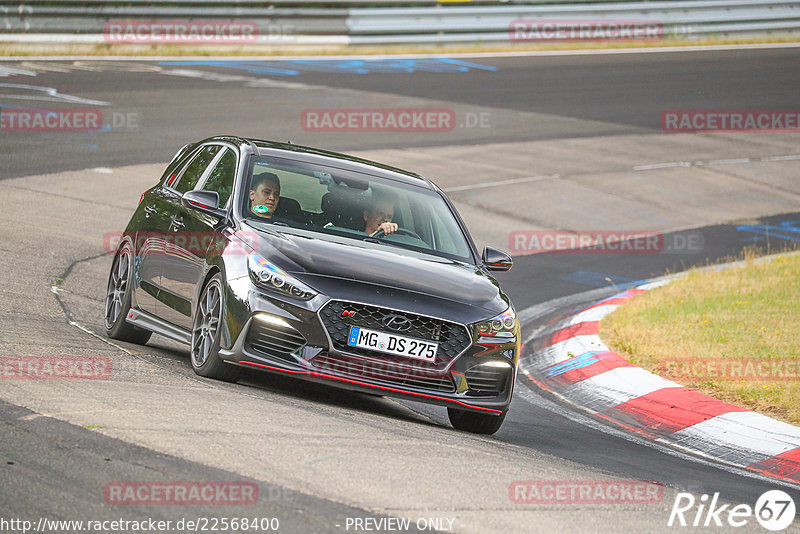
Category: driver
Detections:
[
  {"x1": 363, "y1": 198, "x2": 398, "y2": 236},
  {"x1": 249, "y1": 172, "x2": 280, "y2": 219}
]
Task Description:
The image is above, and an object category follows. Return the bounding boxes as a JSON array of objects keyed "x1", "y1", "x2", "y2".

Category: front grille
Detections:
[
  {"x1": 319, "y1": 300, "x2": 471, "y2": 363},
  {"x1": 465, "y1": 364, "x2": 509, "y2": 395},
  {"x1": 311, "y1": 353, "x2": 455, "y2": 393},
  {"x1": 245, "y1": 318, "x2": 306, "y2": 364}
]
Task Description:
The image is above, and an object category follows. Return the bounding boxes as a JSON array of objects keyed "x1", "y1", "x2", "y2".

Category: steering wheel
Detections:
[{"x1": 371, "y1": 228, "x2": 423, "y2": 240}]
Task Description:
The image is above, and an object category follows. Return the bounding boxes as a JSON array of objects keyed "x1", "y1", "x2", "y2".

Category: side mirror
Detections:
[
  {"x1": 182, "y1": 190, "x2": 226, "y2": 218},
  {"x1": 482, "y1": 246, "x2": 513, "y2": 271}
]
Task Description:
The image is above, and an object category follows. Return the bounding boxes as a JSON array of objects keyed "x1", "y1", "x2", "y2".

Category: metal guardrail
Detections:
[
  {"x1": 0, "y1": 0, "x2": 798, "y2": 45},
  {"x1": 348, "y1": 0, "x2": 800, "y2": 43}
]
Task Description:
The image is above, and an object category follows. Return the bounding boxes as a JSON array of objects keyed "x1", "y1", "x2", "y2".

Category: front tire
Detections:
[
  {"x1": 190, "y1": 274, "x2": 240, "y2": 383},
  {"x1": 105, "y1": 243, "x2": 152, "y2": 345},
  {"x1": 448, "y1": 407, "x2": 507, "y2": 435}
]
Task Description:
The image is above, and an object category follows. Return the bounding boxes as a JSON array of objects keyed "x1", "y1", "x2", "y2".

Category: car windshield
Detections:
[{"x1": 241, "y1": 156, "x2": 474, "y2": 263}]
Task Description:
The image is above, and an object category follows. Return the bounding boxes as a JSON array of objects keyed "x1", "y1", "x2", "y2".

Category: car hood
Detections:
[{"x1": 244, "y1": 222, "x2": 507, "y2": 315}]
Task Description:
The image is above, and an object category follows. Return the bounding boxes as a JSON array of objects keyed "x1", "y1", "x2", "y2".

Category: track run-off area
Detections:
[{"x1": 1, "y1": 45, "x2": 800, "y2": 533}]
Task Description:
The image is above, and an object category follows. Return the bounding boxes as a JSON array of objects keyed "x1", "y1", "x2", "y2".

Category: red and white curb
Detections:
[{"x1": 521, "y1": 281, "x2": 800, "y2": 485}]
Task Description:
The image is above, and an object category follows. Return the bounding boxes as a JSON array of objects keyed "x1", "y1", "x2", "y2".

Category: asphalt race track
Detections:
[{"x1": 1, "y1": 46, "x2": 800, "y2": 533}]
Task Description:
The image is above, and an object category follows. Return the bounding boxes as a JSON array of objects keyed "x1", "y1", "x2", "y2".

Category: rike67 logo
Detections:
[{"x1": 668, "y1": 490, "x2": 796, "y2": 531}]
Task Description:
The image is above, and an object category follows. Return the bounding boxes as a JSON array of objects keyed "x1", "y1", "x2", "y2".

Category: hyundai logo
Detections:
[{"x1": 381, "y1": 314, "x2": 412, "y2": 332}]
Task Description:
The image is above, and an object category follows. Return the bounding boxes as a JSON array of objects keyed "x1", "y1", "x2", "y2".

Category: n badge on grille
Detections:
[{"x1": 342, "y1": 310, "x2": 356, "y2": 317}]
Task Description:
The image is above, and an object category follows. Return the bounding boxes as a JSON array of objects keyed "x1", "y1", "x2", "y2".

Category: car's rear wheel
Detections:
[
  {"x1": 105, "y1": 244, "x2": 152, "y2": 344},
  {"x1": 447, "y1": 407, "x2": 507, "y2": 435},
  {"x1": 190, "y1": 274, "x2": 240, "y2": 383}
]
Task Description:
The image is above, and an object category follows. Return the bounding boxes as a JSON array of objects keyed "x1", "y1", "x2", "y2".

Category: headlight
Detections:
[
  {"x1": 475, "y1": 307, "x2": 518, "y2": 339},
  {"x1": 247, "y1": 253, "x2": 317, "y2": 301}
]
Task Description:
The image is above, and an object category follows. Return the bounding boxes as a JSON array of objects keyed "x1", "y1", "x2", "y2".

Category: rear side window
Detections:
[
  {"x1": 174, "y1": 145, "x2": 221, "y2": 194},
  {"x1": 201, "y1": 148, "x2": 237, "y2": 207},
  {"x1": 160, "y1": 143, "x2": 196, "y2": 186}
]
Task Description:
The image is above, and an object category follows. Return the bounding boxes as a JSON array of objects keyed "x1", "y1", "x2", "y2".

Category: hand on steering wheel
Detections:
[
  {"x1": 371, "y1": 227, "x2": 423, "y2": 240},
  {"x1": 371, "y1": 221, "x2": 398, "y2": 236}
]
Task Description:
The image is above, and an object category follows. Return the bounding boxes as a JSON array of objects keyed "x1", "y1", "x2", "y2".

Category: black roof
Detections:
[{"x1": 213, "y1": 135, "x2": 436, "y2": 190}]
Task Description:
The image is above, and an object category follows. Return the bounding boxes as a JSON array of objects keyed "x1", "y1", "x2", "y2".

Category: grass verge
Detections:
[
  {"x1": 600, "y1": 252, "x2": 800, "y2": 426},
  {"x1": 1, "y1": 36, "x2": 798, "y2": 57}
]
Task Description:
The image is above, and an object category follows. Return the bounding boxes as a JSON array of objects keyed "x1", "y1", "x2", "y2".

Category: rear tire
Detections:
[
  {"x1": 105, "y1": 243, "x2": 152, "y2": 345},
  {"x1": 190, "y1": 274, "x2": 240, "y2": 383},
  {"x1": 448, "y1": 407, "x2": 507, "y2": 435}
]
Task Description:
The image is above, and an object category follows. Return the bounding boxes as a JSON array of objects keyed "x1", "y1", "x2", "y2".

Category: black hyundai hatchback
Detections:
[{"x1": 105, "y1": 136, "x2": 519, "y2": 434}]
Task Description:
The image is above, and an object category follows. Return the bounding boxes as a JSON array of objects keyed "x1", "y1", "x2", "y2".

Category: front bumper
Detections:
[{"x1": 219, "y1": 283, "x2": 518, "y2": 415}]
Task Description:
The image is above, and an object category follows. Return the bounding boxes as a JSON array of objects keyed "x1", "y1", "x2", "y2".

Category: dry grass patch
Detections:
[{"x1": 1, "y1": 36, "x2": 798, "y2": 57}]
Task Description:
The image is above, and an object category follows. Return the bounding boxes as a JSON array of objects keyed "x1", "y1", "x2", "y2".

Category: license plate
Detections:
[{"x1": 347, "y1": 326, "x2": 438, "y2": 361}]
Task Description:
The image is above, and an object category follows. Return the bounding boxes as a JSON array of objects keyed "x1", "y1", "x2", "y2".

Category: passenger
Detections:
[{"x1": 249, "y1": 172, "x2": 280, "y2": 219}]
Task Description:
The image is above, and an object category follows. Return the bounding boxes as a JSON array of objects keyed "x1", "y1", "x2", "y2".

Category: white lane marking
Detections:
[
  {"x1": 551, "y1": 334, "x2": 610, "y2": 355},
  {"x1": 91, "y1": 167, "x2": 113, "y2": 174},
  {"x1": 707, "y1": 158, "x2": 752, "y2": 166},
  {"x1": 672, "y1": 411, "x2": 800, "y2": 459},
  {"x1": 20, "y1": 409, "x2": 145, "y2": 421},
  {"x1": 564, "y1": 367, "x2": 683, "y2": 411},
  {"x1": 633, "y1": 154, "x2": 800, "y2": 172},
  {"x1": 637, "y1": 279, "x2": 673, "y2": 291},
  {"x1": 443, "y1": 173, "x2": 558, "y2": 193},
  {"x1": 633, "y1": 161, "x2": 692, "y2": 171},
  {"x1": 762, "y1": 154, "x2": 800, "y2": 162},
  {"x1": 0, "y1": 83, "x2": 109, "y2": 106},
  {"x1": 0, "y1": 66, "x2": 36, "y2": 77},
  {"x1": 564, "y1": 304, "x2": 619, "y2": 325},
  {"x1": 158, "y1": 68, "x2": 315, "y2": 90}
]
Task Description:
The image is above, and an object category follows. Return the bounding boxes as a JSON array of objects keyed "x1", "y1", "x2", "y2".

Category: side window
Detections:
[
  {"x1": 174, "y1": 145, "x2": 221, "y2": 194},
  {"x1": 160, "y1": 143, "x2": 195, "y2": 186},
  {"x1": 201, "y1": 148, "x2": 237, "y2": 207}
]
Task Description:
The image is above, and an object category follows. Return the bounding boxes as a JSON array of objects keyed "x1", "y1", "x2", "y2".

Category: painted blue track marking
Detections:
[
  {"x1": 736, "y1": 221, "x2": 800, "y2": 243},
  {"x1": 544, "y1": 351, "x2": 604, "y2": 377},
  {"x1": 159, "y1": 58, "x2": 498, "y2": 76}
]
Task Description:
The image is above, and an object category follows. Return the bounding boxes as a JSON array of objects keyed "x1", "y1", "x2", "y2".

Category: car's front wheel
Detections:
[
  {"x1": 190, "y1": 274, "x2": 240, "y2": 383},
  {"x1": 105, "y1": 243, "x2": 152, "y2": 345},
  {"x1": 448, "y1": 407, "x2": 507, "y2": 435}
]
